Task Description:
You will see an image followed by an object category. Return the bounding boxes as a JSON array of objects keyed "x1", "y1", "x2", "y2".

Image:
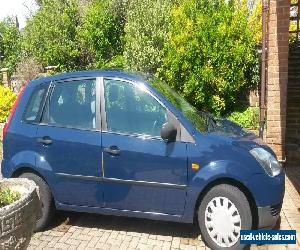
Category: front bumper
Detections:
[
  {"x1": 257, "y1": 202, "x2": 282, "y2": 229},
  {"x1": 246, "y1": 171, "x2": 285, "y2": 207}
]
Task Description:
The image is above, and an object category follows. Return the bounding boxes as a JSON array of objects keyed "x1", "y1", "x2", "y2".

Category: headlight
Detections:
[{"x1": 250, "y1": 148, "x2": 281, "y2": 177}]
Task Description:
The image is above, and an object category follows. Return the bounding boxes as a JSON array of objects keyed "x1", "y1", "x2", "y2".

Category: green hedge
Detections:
[
  {"x1": 160, "y1": 0, "x2": 259, "y2": 116},
  {"x1": 227, "y1": 107, "x2": 259, "y2": 130}
]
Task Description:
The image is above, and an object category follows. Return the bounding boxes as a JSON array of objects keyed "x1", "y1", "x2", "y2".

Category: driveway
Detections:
[
  {"x1": 0, "y1": 133, "x2": 299, "y2": 249},
  {"x1": 26, "y1": 168, "x2": 300, "y2": 250}
]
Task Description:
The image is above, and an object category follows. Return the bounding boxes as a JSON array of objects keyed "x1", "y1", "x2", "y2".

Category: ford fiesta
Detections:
[{"x1": 1, "y1": 71, "x2": 284, "y2": 249}]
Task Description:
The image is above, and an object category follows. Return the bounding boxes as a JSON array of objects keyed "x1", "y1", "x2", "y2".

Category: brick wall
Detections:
[
  {"x1": 286, "y1": 44, "x2": 300, "y2": 166},
  {"x1": 266, "y1": 0, "x2": 290, "y2": 161}
]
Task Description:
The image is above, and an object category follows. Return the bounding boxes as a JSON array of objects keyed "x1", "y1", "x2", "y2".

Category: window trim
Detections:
[
  {"x1": 38, "y1": 77, "x2": 101, "y2": 132},
  {"x1": 101, "y1": 77, "x2": 183, "y2": 141}
]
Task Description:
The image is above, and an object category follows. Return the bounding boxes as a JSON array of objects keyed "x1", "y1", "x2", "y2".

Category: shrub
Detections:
[
  {"x1": 227, "y1": 107, "x2": 259, "y2": 130},
  {"x1": 0, "y1": 188, "x2": 21, "y2": 207},
  {"x1": 124, "y1": 0, "x2": 174, "y2": 74},
  {"x1": 160, "y1": 0, "x2": 259, "y2": 116},
  {"x1": 14, "y1": 57, "x2": 43, "y2": 92},
  {"x1": 22, "y1": 0, "x2": 81, "y2": 71},
  {"x1": 0, "y1": 86, "x2": 16, "y2": 123},
  {"x1": 249, "y1": 0, "x2": 262, "y2": 44},
  {"x1": 0, "y1": 17, "x2": 22, "y2": 73},
  {"x1": 78, "y1": 0, "x2": 126, "y2": 69}
]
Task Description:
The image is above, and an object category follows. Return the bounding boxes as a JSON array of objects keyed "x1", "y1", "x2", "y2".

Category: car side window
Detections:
[
  {"x1": 104, "y1": 79, "x2": 167, "y2": 137},
  {"x1": 42, "y1": 79, "x2": 96, "y2": 130},
  {"x1": 23, "y1": 84, "x2": 48, "y2": 123}
]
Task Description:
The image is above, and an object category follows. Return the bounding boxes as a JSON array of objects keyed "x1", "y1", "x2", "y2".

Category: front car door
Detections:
[
  {"x1": 35, "y1": 77, "x2": 103, "y2": 207},
  {"x1": 101, "y1": 78, "x2": 188, "y2": 215}
]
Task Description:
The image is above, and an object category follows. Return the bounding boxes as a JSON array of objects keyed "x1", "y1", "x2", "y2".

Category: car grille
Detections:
[{"x1": 270, "y1": 203, "x2": 282, "y2": 217}]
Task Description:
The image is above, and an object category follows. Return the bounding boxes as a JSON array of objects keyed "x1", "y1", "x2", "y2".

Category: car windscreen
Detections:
[{"x1": 148, "y1": 77, "x2": 212, "y2": 133}]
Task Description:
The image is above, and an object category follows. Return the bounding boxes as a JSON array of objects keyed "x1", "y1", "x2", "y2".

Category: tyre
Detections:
[
  {"x1": 18, "y1": 173, "x2": 55, "y2": 231},
  {"x1": 198, "y1": 184, "x2": 252, "y2": 250}
]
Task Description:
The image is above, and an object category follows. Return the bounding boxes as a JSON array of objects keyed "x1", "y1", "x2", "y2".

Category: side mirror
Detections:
[{"x1": 161, "y1": 122, "x2": 177, "y2": 141}]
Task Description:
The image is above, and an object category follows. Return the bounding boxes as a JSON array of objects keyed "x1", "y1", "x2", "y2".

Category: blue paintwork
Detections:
[
  {"x1": 1, "y1": 70, "x2": 285, "y2": 225},
  {"x1": 35, "y1": 125, "x2": 103, "y2": 207},
  {"x1": 102, "y1": 132, "x2": 187, "y2": 215}
]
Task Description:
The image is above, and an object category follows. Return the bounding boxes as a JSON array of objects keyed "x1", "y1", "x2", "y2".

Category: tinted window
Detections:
[
  {"x1": 24, "y1": 85, "x2": 48, "y2": 123},
  {"x1": 104, "y1": 79, "x2": 167, "y2": 137},
  {"x1": 149, "y1": 77, "x2": 208, "y2": 133},
  {"x1": 42, "y1": 79, "x2": 96, "y2": 130}
]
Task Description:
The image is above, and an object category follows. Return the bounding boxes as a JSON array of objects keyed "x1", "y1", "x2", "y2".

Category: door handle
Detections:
[
  {"x1": 103, "y1": 146, "x2": 120, "y2": 156},
  {"x1": 37, "y1": 136, "x2": 53, "y2": 145}
]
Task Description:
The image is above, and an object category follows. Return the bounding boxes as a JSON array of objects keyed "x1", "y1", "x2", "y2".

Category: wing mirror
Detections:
[{"x1": 161, "y1": 122, "x2": 177, "y2": 142}]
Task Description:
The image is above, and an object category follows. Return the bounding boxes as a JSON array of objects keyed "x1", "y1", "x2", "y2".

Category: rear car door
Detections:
[
  {"x1": 35, "y1": 77, "x2": 103, "y2": 207},
  {"x1": 2, "y1": 83, "x2": 49, "y2": 178},
  {"x1": 101, "y1": 78, "x2": 188, "y2": 215}
]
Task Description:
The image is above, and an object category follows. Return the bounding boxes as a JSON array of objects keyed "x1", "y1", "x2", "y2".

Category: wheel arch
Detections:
[
  {"x1": 193, "y1": 177, "x2": 258, "y2": 229},
  {"x1": 12, "y1": 166, "x2": 44, "y2": 179},
  {"x1": 11, "y1": 166, "x2": 53, "y2": 195}
]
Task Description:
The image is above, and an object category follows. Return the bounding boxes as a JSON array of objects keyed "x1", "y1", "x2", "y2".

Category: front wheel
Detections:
[{"x1": 198, "y1": 184, "x2": 252, "y2": 250}]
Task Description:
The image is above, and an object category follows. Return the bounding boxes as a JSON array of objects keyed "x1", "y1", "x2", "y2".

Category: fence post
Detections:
[
  {"x1": 0, "y1": 68, "x2": 11, "y2": 88},
  {"x1": 45, "y1": 66, "x2": 58, "y2": 75}
]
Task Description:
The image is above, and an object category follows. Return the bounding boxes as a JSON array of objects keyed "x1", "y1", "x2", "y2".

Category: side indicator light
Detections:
[{"x1": 192, "y1": 163, "x2": 200, "y2": 170}]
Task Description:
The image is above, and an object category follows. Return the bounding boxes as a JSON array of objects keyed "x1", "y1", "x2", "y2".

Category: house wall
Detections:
[
  {"x1": 286, "y1": 44, "x2": 300, "y2": 166},
  {"x1": 266, "y1": 0, "x2": 290, "y2": 162}
]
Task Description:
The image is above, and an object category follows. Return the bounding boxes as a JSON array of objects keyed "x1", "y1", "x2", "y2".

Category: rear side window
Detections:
[
  {"x1": 42, "y1": 79, "x2": 96, "y2": 130},
  {"x1": 23, "y1": 85, "x2": 48, "y2": 123}
]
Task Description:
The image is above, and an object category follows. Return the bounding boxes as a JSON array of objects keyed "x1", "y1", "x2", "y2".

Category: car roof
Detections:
[{"x1": 29, "y1": 70, "x2": 148, "y2": 87}]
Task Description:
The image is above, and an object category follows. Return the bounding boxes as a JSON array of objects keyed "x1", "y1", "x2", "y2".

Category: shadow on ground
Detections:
[
  {"x1": 47, "y1": 211, "x2": 201, "y2": 239},
  {"x1": 285, "y1": 167, "x2": 300, "y2": 197}
]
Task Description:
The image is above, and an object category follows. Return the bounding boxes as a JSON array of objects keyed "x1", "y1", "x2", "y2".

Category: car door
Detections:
[
  {"x1": 35, "y1": 77, "x2": 103, "y2": 207},
  {"x1": 101, "y1": 78, "x2": 188, "y2": 215}
]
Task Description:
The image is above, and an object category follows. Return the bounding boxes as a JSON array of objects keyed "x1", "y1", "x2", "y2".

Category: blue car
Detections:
[{"x1": 1, "y1": 71, "x2": 284, "y2": 249}]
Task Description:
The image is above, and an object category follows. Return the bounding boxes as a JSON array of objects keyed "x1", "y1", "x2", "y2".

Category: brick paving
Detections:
[{"x1": 25, "y1": 168, "x2": 300, "y2": 250}]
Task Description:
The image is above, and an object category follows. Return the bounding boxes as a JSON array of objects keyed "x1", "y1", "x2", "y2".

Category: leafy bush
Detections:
[
  {"x1": 0, "y1": 17, "x2": 21, "y2": 73},
  {"x1": 78, "y1": 0, "x2": 126, "y2": 69},
  {"x1": 22, "y1": 0, "x2": 81, "y2": 71},
  {"x1": 23, "y1": 0, "x2": 127, "y2": 71},
  {"x1": 14, "y1": 57, "x2": 43, "y2": 92},
  {"x1": 227, "y1": 107, "x2": 259, "y2": 130},
  {"x1": 249, "y1": 0, "x2": 262, "y2": 44},
  {"x1": 0, "y1": 86, "x2": 16, "y2": 123},
  {"x1": 124, "y1": 0, "x2": 174, "y2": 74},
  {"x1": 0, "y1": 188, "x2": 21, "y2": 207},
  {"x1": 160, "y1": 0, "x2": 259, "y2": 116}
]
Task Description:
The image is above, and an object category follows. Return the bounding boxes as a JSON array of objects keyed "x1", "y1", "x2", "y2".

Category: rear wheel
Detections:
[
  {"x1": 198, "y1": 184, "x2": 252, "y2": 250},
  {"x1": 19, "y1": 173, "x2": 55, "y2": 231}
]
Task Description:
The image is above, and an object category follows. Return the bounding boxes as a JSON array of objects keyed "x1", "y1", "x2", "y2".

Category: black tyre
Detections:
[
  {"x1": 19, "y1": 173, "x2": 55, "y2": 231},
  {"x1": 198, "y1": 184, "x2": 252, "y2": 250}
]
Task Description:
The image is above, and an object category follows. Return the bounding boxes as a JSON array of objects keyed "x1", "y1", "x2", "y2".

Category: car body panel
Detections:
[
  {"x1": 101, "y1": 131, "x2": 188, "y2": 215},
  {"x1": 35, "y1": 125, "x2": 103, "y2": 207}
]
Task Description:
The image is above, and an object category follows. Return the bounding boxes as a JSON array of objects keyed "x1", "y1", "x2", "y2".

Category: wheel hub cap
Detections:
[{"x1": 205, "y1": 196, "x2": 241, "y2": 247}]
